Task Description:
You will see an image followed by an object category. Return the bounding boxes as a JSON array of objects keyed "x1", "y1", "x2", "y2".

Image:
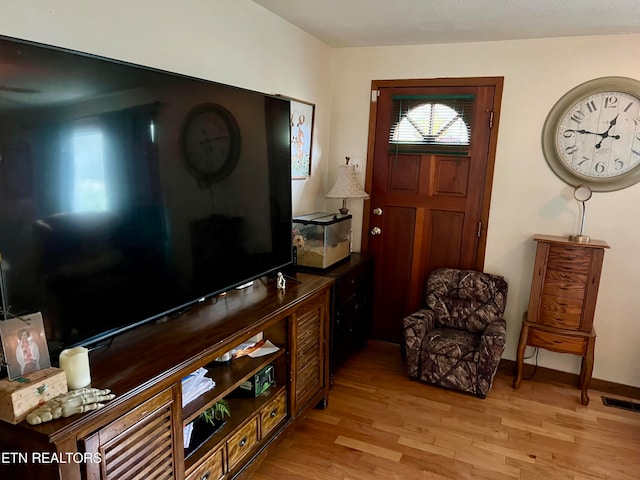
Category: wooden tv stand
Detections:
[{"x1": 0, "y1": 272, "x2": 333, "y2": 480}]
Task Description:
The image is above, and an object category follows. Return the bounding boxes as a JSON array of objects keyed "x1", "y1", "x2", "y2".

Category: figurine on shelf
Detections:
[{"x1": 277, "y1": 272, "x2": 286, "y2": 291}]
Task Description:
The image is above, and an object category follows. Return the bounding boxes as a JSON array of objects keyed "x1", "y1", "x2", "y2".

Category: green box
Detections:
[{"x1": 239, "y1": 364, "x2": 274, "y2": 397}]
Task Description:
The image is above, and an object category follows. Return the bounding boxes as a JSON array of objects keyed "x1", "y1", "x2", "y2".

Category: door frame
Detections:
[{"x1": 361, "y1": 76, "x2": 504, "y2": 270}]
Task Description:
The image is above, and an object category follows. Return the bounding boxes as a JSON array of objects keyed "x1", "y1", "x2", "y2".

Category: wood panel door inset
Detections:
[{"x1": 83, "y1": 387, "x2": 180, "y2": 480}]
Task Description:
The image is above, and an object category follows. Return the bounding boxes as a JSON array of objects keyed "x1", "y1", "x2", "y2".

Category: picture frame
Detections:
[
  {"x1": 0, "y1": 312, "x2": 51, "y2": 380},
  {"x1": 290, "y1": 99, "x2": 315, "y2": 179}
]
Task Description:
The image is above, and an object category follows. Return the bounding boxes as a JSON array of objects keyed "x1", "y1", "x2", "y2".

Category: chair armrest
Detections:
[
  {"x1": 403, "y1": 309, "x2": 436, "y2": 351},
  {"x1": 477, "y1": 318, "x2": 507, "y2": 397},
  {"x1": 481, "y1": 318, "x2": 507, "y2": 343},
  {"x1": 403, "y1": 309, "x2": 436, "y2": 343},
  {"x1": 403, "y1": 309, "x2": 436, "y2": 379}
]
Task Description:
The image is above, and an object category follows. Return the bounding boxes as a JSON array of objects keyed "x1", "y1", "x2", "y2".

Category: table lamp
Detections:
[{"x1": 325, "y1": 156, "x2": 369, "y2": 214}]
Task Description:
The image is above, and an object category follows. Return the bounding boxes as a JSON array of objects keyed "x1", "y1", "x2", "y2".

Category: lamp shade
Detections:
[
  {"x1": 326, "y1": 164, "x2": 369, "y2": 200},
  {"x1": 326, "y1": 158, "x2": 369, "y2": 215}
]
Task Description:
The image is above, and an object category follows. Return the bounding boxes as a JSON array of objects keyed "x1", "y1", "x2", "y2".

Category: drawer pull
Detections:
[
  {"x1": 270, "y1": 408, "x2": 278, "y2": 418},
  {"x1": 200, "y1": 473, "x2": 210, "y2": 480},
  {"x1": 239, "y1": 436, "x2": 248, "y2": 448}
]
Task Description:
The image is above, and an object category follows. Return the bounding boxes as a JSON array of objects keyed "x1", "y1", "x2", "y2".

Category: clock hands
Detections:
[
  {"x1": 565, "y1": 114, "x2": 621, "y2": 148},
  {"x1": 565, "y1": 128, "x2": 601, "y2": 135},
  {"x1": 595, "y1": 115, "x2": 620, "y2": 148},
  {"x1": 198, "y1": 128, "x2": 229, "y2": 152}
]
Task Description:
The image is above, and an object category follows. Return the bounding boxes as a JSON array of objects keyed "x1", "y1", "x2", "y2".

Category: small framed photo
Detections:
[
  {"x1": 0, "y1": 312, "x2": 51, "y2": 380},
  {"x1": 290, "y1": 99, "x2": 315, "y2": 179}
]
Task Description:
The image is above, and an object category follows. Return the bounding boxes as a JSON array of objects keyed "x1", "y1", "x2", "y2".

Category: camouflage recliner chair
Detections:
[{"x1": 403, "y1": 268, "x2": 508, "y2": 398}]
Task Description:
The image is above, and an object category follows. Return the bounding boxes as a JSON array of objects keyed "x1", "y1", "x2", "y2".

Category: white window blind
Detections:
[{"x1": 389, "y1": 94, "x2": 474, "y2": 155}]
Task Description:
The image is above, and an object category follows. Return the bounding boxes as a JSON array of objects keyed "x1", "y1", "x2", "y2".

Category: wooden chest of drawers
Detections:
[
  {"x1": 513, "y1": 234, "x2": 609, "y2": 405},
  {"x1": 297, "y1": 252, "x2": 374, "y2": 378}
]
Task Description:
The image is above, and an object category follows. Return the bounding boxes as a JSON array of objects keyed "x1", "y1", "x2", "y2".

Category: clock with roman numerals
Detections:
[{"x1": 542, "y1": 76, "x2": 640, "y2": 191}]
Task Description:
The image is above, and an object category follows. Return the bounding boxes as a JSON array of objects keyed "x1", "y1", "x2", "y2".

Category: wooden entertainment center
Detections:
[{"x1": 0, "y1": 272, "x2": 333, "y2": 480}]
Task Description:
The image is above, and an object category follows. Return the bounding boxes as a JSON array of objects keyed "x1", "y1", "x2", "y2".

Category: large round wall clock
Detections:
[
  {"x1": 181, "y1": 103, "x2": 241, "y2": 187},
  {"x1": 542, "y1": 76, "x2": 640, "y2": 191}
]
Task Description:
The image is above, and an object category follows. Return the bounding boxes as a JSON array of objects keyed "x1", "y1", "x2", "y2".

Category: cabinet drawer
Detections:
[
  {"x1": 548, "y1": 245, "x2": 592, "y2": 273},
  {"x1": 335, "y1": 295, "x2": 361, "y2": 334},
  {"x1": 260, "y1": 390, "x2": 287, "y2": 438},
  {"x1": 336, "y1": 265, "x2": 369, "y2": 303},
  {"x1": 186, "y1": 446, "x2": 224, "y2": 480},
  {"x1": 539, "y1": 295, "x2": 583, "y2": 330},
  {"x1": 226, "y1": 417, "x2": 258, "y2": 471},
  {"x1": 528, "y1": 328, "x2": 588, "y2": 355},
  {"x1": 542, "y1": 269, "x2": 587, "y2": 300}
]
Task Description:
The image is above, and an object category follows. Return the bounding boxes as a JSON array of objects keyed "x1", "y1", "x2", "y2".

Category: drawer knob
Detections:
[
  {"x1": 270, "y1": 408, "x2": 278, "y2": 418},
  {"x1": 239, "y1": 436, "x2": 248, "y2": 447},
  {"x1": 200, "y1": 473, "x2": 210, "y2": 480}
]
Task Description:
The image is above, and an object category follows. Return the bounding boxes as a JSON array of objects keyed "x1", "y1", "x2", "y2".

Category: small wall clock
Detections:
[
  {"x1": 542, "y1": 76, "x2": 640, "y2": 191},
  {"x1": 181, "y1": 103, "x2": 241, "y2": 187}
]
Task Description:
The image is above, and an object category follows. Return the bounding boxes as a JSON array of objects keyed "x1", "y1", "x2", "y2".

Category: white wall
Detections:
[
  {"x1": 2, "y1": 1, "x2": 639, "y2": 387},
  {"x1": 330, "y1": 36, "x2": 640, "y2": 387}
]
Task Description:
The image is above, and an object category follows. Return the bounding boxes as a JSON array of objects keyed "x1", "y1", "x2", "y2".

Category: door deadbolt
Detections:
[{"x1": 370, "y1": 226, "x2": 382, "y2": 236}]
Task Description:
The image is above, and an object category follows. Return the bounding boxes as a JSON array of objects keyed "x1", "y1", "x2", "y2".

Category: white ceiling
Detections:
[{"x1": 251, "y1": 0, "x2": 640, "y2": 47}]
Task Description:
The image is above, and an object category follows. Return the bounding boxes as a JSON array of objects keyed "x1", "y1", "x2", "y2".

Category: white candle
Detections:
[{"x1": 59, "y1": 347, "x2": 91, "y2": 390}]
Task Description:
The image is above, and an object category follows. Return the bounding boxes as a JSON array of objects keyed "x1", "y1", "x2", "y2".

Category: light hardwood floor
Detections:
[{"x1": 250, "y1": 341, "x2": 640, "y2": 480}]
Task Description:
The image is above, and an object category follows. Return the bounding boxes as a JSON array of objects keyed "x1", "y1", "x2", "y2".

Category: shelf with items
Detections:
[
  {"x1": 182, "y1": 315, "x2": 287, "y2": 422},
  {"x1": 182, "y1": 349, "x2": 286, "y2": 424},
  {"x1": 184, "y1": 384, "x2": 287, "y2": 462},
  {"x1": 183, "y1": 318, "x2": 290, "y2": 472}
]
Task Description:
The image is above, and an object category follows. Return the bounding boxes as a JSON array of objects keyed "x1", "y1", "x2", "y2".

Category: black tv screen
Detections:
[{"x1": 0, "y1": 35, "x2": 292, "y2": 361}]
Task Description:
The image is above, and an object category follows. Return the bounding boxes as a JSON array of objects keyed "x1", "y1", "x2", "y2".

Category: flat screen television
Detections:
[{"x1": 0, "y1": 35, "x2": 293, "y2": 366}]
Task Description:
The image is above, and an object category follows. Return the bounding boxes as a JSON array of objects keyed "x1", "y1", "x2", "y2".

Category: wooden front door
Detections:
[{"x1": 362, "y1": 77, "x2": 503, "y2": 343}]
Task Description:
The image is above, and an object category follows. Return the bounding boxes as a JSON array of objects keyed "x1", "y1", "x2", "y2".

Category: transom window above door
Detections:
[{"x1": 388, "y1": 94, "x2": 474, "y2": 154}]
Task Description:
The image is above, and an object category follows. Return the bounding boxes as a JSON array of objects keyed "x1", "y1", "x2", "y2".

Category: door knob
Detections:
[
  {"x1": 373, "y1": 207, "x2": 383, "y2": 216},
  {"x1": 370, "y1": 226, "x2": 382, "y2": 236}
]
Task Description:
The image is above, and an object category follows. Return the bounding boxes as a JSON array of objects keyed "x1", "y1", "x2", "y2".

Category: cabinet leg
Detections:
[
  {"x1": 316, "y1": 396, "x2": 329, "y2": 409},
  {"x1": 513, "y1": 321, "x2": 529, "y2": 389},
  {"x1": 580, "y1": 337, "x2": 595, "y2": 406}
]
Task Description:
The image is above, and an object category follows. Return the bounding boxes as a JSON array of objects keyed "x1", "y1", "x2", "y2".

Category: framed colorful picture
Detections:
[
  {"x1": 290, "y1": 99, "x2": 315, "y2": 179},
  {"x1": 0, "y1": 312, "x2": 51, "y2": 380}
]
